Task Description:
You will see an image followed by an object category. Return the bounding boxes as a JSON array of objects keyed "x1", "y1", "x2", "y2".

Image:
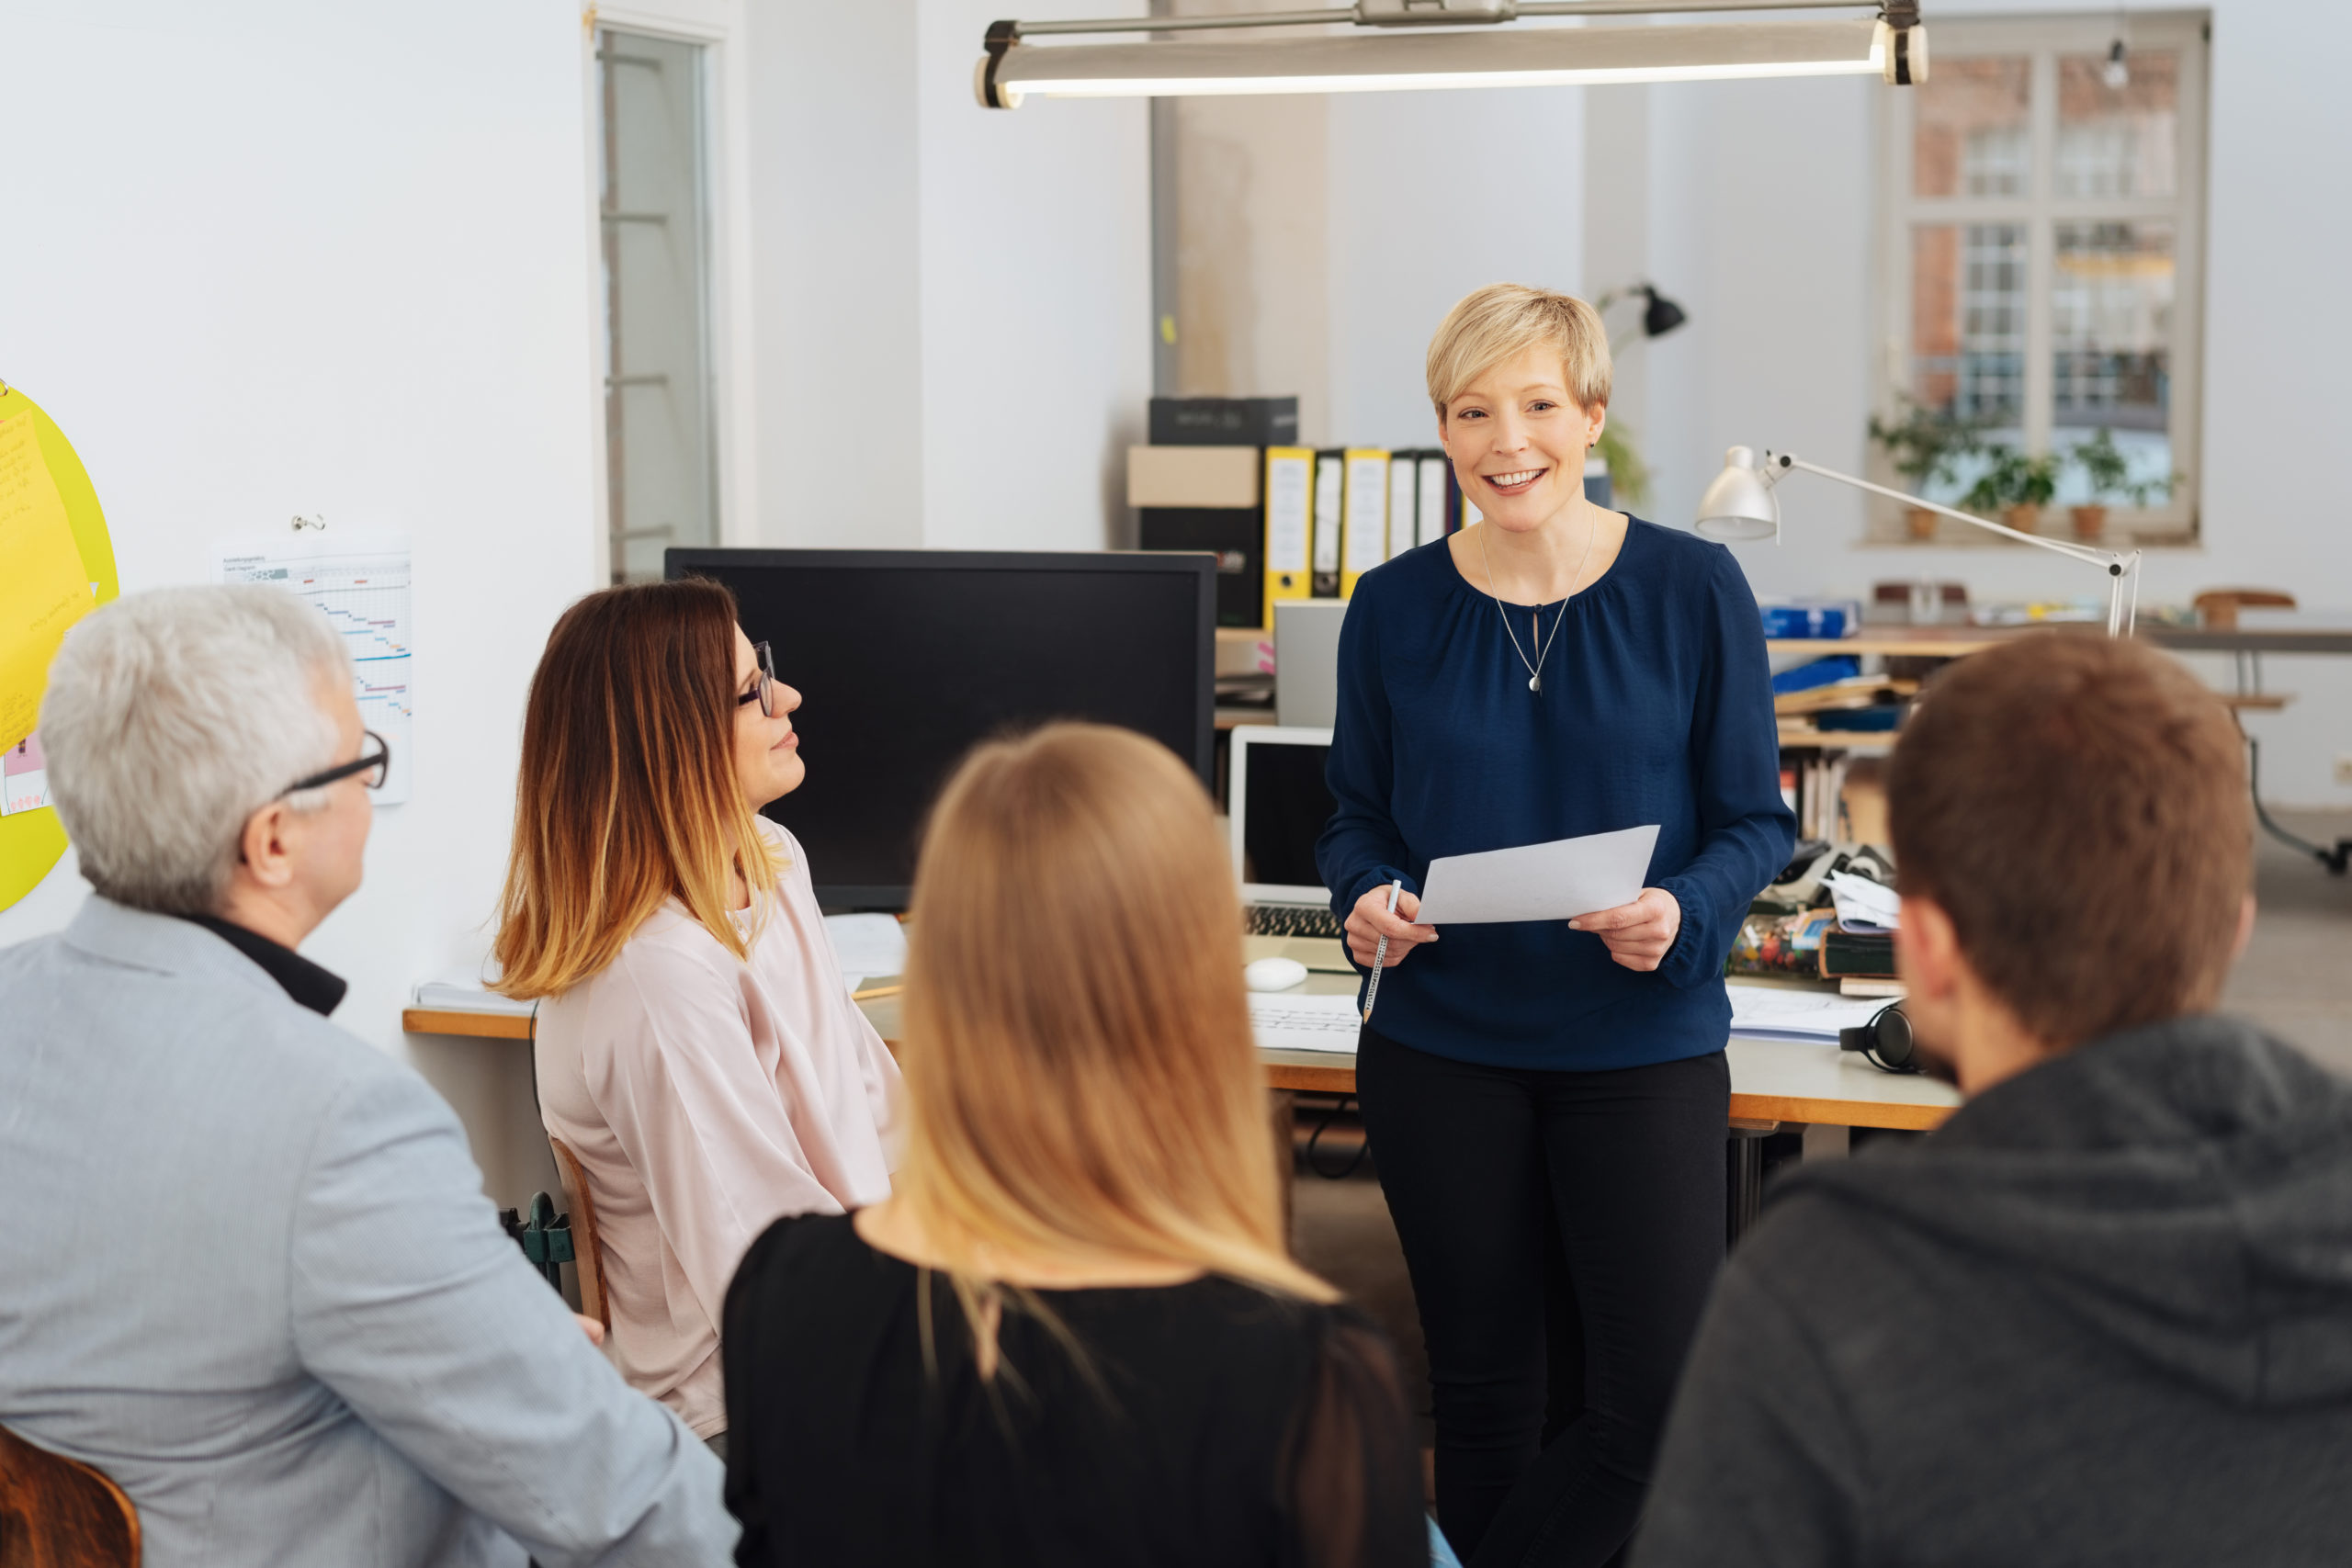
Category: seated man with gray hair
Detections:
[{"x1": 0, "y1": 586, "x2": 734, "y2": 1566}]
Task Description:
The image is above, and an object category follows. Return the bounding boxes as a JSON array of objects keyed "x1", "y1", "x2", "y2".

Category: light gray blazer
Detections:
[{"x1": 0, "y1": 897, "x2": 736, "y2": 1566}]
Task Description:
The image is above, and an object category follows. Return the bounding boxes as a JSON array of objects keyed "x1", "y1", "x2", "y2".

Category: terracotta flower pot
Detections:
[
  {"x1": 2070, "y1": 504, "x2": 2108, "y2": 543},
  {"x1": 2001, "y1": 503, "x2": 2041, "y2": 536},
  {"x1": 1904, "y1": 506, "x2": 1939, "y2": 542}
]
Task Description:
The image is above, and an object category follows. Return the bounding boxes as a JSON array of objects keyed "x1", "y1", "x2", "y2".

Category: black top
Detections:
[
  {"x1": 175, "y1": 913, "x2": 347, "y2": 1015},
  {"x1": 723, "y1": 1213, "x2": 1427, "y2": 1568},
  {"x1": 1635, "y1": 1014, "x2": 2352, "y2": 1568}
]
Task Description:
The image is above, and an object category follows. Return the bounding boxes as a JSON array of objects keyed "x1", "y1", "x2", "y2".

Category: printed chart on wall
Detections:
[{"x1": 215, "y1": 532, "x2": 414, "y2": 804}]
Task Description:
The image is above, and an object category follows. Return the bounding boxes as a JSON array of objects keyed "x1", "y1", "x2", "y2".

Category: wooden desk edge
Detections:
[{"x1": 1264, "y1": 1061, "x2": 1952, "y2": 1131}]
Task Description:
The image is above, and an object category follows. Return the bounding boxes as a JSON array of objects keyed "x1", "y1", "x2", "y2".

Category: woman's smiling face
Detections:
[{"x1": 1440, "y1": 345, "x2": 1607, "y2": 535}]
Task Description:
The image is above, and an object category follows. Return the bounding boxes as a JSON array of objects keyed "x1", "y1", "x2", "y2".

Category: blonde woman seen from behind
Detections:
[
  {"x1": 493, "y1": 579, "x2": 900, "y2": 1453},
  {"x1": 720, "y1": 725, "x2": 1428, "y2": 1568}
]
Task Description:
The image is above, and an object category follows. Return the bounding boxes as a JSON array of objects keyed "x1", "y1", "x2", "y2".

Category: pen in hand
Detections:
[{"x1": 1363, "y1": 879, "x2": 1404, "y2": 1023}]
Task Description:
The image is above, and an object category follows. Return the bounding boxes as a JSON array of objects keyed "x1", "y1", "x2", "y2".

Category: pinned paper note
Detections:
[{"x1": 0, "y1": 411, "x2": 96, "y2": 752}]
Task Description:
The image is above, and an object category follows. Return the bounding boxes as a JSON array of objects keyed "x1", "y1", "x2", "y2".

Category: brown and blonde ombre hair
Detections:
[
  {"x1": 491, "y1": 579, "x2": 783, "y2": 999},
  {"x1": 894, "y1": 724, "x2": 1335, "y2": 1358}
]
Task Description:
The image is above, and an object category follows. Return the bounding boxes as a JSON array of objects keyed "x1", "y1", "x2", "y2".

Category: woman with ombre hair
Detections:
[
  {"x1": 719, "y1": 723, "x2": 1427, "y2": 1568},
  {"x1": 492, "y1": 579, "x2": 899, "y2": 1453}
]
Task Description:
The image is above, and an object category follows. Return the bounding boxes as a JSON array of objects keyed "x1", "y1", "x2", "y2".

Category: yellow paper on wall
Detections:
[{"x1": 0, "y1": 411, "x2": 95, "y2": 751}]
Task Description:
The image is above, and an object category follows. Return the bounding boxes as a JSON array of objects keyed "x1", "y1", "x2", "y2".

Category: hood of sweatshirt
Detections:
[{"x1": 1776, "y1": 1013, "x2": 2352, "y2": 1408}]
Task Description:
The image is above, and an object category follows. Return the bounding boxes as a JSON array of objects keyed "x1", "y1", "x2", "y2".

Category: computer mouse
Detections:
[{"x1": 1244, "y1": 956, "x2": 1310, "y2": 993}]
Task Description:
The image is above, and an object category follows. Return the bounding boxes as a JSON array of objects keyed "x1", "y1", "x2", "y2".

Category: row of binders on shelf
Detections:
[
  {"x1": 1130, "y1": 437, "x2": 1483, "y2": 629},
  {"x1": 1133, "y1": 396, "x2": 1616, "y2": 628}
]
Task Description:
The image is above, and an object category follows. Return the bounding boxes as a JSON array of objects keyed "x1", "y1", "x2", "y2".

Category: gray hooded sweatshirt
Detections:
[{"x1": 1634, "y1": 1014, "x2": 2352, "y2": 1568}]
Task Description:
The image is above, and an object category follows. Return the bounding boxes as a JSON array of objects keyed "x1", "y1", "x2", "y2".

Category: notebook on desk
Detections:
[{"x1": 1229, "y1": 726, "x2": 1352, "y2": 970}]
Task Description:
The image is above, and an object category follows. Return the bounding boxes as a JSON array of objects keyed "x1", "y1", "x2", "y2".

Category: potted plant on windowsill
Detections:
[
  {"x1": 1962, "y1": 446, "x2": 2059, "y2": 536},
  {"x1": 2067, "y1": 427, "x2": 2177, "y2": 543},
  {"x1": 1868, "y1": 400, "x2": 1982, "y2": 541}
]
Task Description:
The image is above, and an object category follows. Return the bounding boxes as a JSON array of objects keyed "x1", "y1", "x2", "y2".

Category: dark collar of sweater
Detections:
[{"x1": 175, "y1": 913, "x2": 349, "y2": 1017}]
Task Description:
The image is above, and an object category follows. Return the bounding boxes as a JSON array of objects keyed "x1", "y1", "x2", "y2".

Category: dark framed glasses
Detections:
[
  {"x1": 735, "y1": 641, "x2": 777, "y2": 718},
  {"x1": 283, "y1": 730, "x2": 390, "y2": 797}
]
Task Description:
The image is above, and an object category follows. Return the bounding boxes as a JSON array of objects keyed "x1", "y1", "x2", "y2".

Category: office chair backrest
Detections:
[
  {"x1": 548, "y1": 1137, "x2": 611, "y2": 1332},
  {"x1": 0, "y1": 1423, "x2": 141, "y2": 1568}
]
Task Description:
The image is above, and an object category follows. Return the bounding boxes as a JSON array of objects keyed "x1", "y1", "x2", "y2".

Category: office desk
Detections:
[
  {"x1": 405, "y1": 981, "x2": 1956, "y2": 1134},
  {"x1": 837, "y1": 967, "x2": 1958, "y2": 1136}
]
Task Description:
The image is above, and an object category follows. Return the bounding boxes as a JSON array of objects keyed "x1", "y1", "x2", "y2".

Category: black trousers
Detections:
[{"x1": 1356, "y1": 1025, "x2": 1729, "y2": 1568}]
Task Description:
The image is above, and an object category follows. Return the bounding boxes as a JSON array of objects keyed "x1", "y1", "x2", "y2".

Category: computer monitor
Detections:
[
  {"x1": 1273, "y1": 599, "x2": 1348, "y2": 729},
  {"x1": 1227, "y1": 725, "x2": 1336, "y2": 908},
  {"x1": 669, "y1": 547, "x2": 1216, "y2": 908}
]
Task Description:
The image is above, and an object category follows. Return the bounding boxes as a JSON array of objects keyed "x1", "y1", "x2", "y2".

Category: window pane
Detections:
[
  {"x1": 2056, "y1": 51, "x2": 2177, "y2": 199},
  {"x1": 2052, "y1": 220, "x2": 2175, "y2": 503},
  {"x1": 601, "y1": 30, "x2": 717, "y2": 585},
  {"x1": 1912, "y1": 57, "x2": 2030, "y2": 198},
  {"x1": 1911, "y1": 222, "x2": 2026, "y2": 426}
]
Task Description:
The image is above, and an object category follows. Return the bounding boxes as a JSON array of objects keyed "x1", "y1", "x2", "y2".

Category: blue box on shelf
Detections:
[
  {"x1": 1760, "y1": 600, "x2": 1861, "y2": 639},
  {"x1": 1770, "y1": 655, "x2": 1862, "y2": 695}
]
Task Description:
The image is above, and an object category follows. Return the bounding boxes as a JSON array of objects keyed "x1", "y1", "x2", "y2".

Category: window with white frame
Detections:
[
  {"x1": 600, "y1": 26, "x2": 718, "y2": 584},
  {"x1": 1874, "y1": 12, "x2": 2208, "y2": 544}
]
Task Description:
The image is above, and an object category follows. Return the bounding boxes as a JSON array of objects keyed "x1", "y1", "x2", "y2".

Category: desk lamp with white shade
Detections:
[{"x1": 1694, "y1": 446, "x2": 2144, "y2": 637}]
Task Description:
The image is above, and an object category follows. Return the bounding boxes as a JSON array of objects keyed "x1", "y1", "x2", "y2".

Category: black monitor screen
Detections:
[
  {"x1": 1241, "y1": 739, "x2": 1335, "y2": 888},
  {"x1": 669, "y1": 548, "x2": 1214, "y2": 908}
]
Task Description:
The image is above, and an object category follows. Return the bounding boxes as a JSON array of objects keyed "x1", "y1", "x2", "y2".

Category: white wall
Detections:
[
  {"x1": 1625, "y1": 2, "x2": 2352, "y2": 806},
  {"x1": 0, "y1": 0, "x2": 601, "y2": 1201},
  {"x1": 1327, "y1": 85, "x2": 1588, "y2": 450},
  {"x1": 913, "y1": 0, "x2": 1154, "y2": 551},
  {"x1": 744, "y1": 0, "x2": 928, "y2": 549}
]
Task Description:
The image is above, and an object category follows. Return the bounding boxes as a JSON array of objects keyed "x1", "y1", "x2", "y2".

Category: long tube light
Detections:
[{"x1": 978, "y1": 8, "x2": 1924, "y2": 107}]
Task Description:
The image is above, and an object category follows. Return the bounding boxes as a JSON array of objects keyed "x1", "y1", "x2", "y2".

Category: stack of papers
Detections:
[
  {"x1": 412, "y1": 981, "x2": 536, "y2": 1017},
  {"x1": 1825, "y1": 872, "x2": 1900, "y2": 934},
  {"x1": 1249, "y1": 992, "x2": 1363, "y2": 1054},
  {"x1": 1726, "y1": 983, "x2": 1889, "y2": 1041},
  {"x1": 826, "y1": 913, "x2": 908, "y2": 995}
]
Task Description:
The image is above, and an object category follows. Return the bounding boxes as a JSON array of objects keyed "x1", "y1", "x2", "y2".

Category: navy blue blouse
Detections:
[{"x1": 1315, "y1": 519, "x2": 1794, "y2": 1072}]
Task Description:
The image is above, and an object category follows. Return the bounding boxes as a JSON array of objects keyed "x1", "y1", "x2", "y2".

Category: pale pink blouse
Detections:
[{"x1": 534, "y1": 819, "x2": 901, "y2": 1437}]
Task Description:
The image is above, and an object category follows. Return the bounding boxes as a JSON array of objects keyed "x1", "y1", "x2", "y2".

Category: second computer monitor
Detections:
[
  {"x1": 1274, "y1": 599, "x2": 1349, "y2": 730},
  {"x1": 1228, "y1": 725, "x2": 1337, "y2": 908}
]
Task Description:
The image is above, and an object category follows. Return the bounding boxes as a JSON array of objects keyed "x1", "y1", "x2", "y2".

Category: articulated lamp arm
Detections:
[{"x1": 1695, "y1": 446, "x2": 2143, "y2": 637}]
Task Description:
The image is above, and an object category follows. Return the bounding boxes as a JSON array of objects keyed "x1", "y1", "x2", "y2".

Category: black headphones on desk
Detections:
[{"x1": 1840, "y1": 1002, "x2": 1920, "y2": 1074}]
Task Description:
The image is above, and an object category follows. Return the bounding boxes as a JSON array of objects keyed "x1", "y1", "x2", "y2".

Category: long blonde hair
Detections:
[
  {"x1": 896, "y1": 724, "x2": 1336, "y2": 1363},
  {"x1": 491, "y1": 579, "x2": 782, "y2": 999}
]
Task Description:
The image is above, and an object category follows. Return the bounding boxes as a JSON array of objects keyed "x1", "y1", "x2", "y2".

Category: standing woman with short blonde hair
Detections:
[
  {"x1": 1317, "y1": 284, "x2": 1794, "y2": 1565},
  {"x1": 720, "y1": 723, "x2": 1426, "y2": 1568},
  {"x1": 492, "y1": 579, "x2": 900, "y2": 1452}
]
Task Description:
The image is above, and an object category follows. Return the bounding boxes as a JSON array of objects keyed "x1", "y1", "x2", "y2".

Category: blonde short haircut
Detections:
[{"x1": 1426, "y1": 283, "x2": 1612, "y2": 421}]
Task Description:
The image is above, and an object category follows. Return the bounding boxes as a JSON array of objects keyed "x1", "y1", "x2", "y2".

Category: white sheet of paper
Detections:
[
  {"x1": 1250, "y1": 992, "x2": 1363, "y2": 1054},
  {"x1": 1412, "y1": 825, "x2": 1660, "y2": 926},
  {"x1": 824, "y1": 913, "x2": 908, "y2": 978},
  {"x1": 1724, "y1": 982, "x2": 1890, "y2": 1039}
]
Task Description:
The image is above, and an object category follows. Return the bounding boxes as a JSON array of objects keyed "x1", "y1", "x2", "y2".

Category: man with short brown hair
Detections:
[{"x1": 1634, "y1": 634, "x2": 2352, "y2": 1568}]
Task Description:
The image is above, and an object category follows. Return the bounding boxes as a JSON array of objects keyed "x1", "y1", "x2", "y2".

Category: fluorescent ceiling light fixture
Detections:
[{"x1": 979, "y1": 16, "x2": 1920, "y2": 107}]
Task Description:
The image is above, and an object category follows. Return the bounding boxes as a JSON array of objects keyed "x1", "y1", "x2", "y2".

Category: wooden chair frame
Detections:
[{"x1": 548, "y1": 1136, "x2": 611, "y2": 1333}]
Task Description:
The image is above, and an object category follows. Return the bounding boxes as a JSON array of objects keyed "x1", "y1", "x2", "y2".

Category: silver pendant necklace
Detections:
[{"x1": 1476, "y1": 510, "x2": 1599, "y2": 694}]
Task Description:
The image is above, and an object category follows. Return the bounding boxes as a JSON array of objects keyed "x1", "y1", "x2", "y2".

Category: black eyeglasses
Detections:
[
  {"x1": 283, "y1": 730, "x2": 390, "y2": 796},
  {"x1": 735, "y1": 641, "x2": 777, "y2": 718}
]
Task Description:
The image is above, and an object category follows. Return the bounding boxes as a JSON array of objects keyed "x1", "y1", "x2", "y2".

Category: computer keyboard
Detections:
[{"x1": 1245, "y1": 904, "x2": 1346, "y2": 940}]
